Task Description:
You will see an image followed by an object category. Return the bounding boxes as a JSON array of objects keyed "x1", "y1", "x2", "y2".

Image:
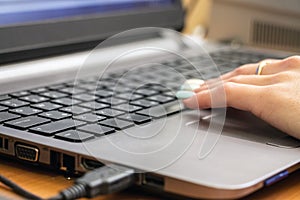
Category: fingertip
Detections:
[{"x1": 182, "y1": 95, "x2": 199, "y2": 109}]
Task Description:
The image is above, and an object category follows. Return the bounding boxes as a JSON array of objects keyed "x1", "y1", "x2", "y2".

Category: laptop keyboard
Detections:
[{"x1": 0, "y1": 50, "x2": 281, "y2": 143}]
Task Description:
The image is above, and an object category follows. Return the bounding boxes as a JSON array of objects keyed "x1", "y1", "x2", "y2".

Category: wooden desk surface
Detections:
[{"x1": 0, "y1": 158, "x2": 299, "y2": 200}]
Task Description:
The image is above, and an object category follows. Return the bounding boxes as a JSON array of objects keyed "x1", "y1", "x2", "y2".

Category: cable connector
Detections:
[{"x1": 49, "y1": 164, "x2": 135, "y2": 200}]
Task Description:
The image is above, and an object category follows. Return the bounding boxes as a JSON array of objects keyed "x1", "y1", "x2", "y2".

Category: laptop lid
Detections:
[{"x1": 0, "y1": 0, "x2": 184, "y2": 64}]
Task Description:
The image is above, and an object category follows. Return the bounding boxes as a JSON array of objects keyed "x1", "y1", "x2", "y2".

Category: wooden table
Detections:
[{"x1": 0, "y1": 157, "x2": 299, "y2": 200}]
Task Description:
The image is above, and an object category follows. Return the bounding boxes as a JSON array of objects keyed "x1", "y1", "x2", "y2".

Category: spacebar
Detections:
[{"x1": 136, "y1": 101, "x2": 185, "y2": 118}]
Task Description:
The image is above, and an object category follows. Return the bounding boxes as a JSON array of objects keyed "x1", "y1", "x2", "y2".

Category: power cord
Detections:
[{"x1": 0, "y1": 164, "x2": 136, "y2": 200}]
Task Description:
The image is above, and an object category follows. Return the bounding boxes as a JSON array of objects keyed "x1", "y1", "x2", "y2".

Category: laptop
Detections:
[{"x1": 0, "y1": 0, "x2": 299, "y2": 199}]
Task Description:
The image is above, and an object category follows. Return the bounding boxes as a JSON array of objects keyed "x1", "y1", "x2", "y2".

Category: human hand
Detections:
[{"x1": 181, "y1": 56, "x2": 300, "y2": 139}]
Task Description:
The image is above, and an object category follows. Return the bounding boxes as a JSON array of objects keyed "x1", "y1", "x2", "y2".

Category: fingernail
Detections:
[
  {"x1": 175, "y1": 91, "x2": 195, "y2": 99},
  {"x1": 185, "y1": 79, "x2": 204, "y2": 85},
  {"x1": 180, "y1": 79, "x2": 205, "y2": 91},
  {"x1": 180, "y1": 83, "x2": 200, "y2": 91}
]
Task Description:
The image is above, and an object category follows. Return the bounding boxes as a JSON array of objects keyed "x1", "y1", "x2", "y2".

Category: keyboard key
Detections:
[
  {"x1": 134, "y1": 88, "x2": 158, "y2": 96},
  {"x1": 136, "y1": 101, "x2": 184, "y2": 118},
  {"x1": 55, "y1": 130, "x2": 94, "y2": 142},
  {"x1": 97, "y1": 97, "x2": 126, "y2": 106},
  {"x1": 40, "y1": 91, "x2": 68, "y2": 99},
  {"x1": 118, "y1": 113, "x2": 151, "y2": 124},
  {"x1": 76, "y1": 83, "x2": 98, "y2": 91},
  {"x1": 20, "y1": 95, "x2": 49, "y2": 103},
  {"x1": 78, "y1": 124, "x2": 114, "y2": 136},
  {"x1": 92, "y1": 90, "x2": 114, "y2": 98},
  {"x1": 130, "y1": 99, "x2": 158, "y2": 108},
  {"x1": 0, "y1": 106, "x2": 8, "y2": 112},
  {"x1": 39, "y1": 111, "x2": 71, "y2": 120},
  {"x1": 59, "y1": 87, "x2": 86, "y2": 95},
  {"x1": 52, "y1": 98, "x2": 81, "y2": 106},
  {"x1": 5, "y1": 116, "x2": 50, "y2": 129},
  {"x1": 94, "y1": 108, "x2": 124, "y2": 117},
  {"x1": 31, "y1": 87, "x2": 48, "y2": 94},
  {"x1": 99, "y1": 118, "x2": 134, "y2": 130},
  {"x1": 0, "y1": 99, "x2": 29, "y2": 108},
  {"x1": 73, "y1": 113, "x2": 106, "y2": 123},
  {"x1": 115, "y1": 93, "x2": 143, "y2": 101},
  {"x1": 10, "y1": 91, "x2": 30, "y2": 97},
  {"x1": 79, "y1": 102, "x2": 109, "y2": 110},
  {"x1": 73, "y1": 94, "x2": 97, "y2": 101},
  {"x1": 29, "y1": 119, "x2": 85, "y2": 136},
  {"x1": 146, "y1": 95, "x2": 175, "y2": 104},
  {"x1": 32, "y1": 102, "x2": 62, "y2": 111},
  {"x1": 112, "y1": 104, "x2": 142, "y2": 113},
  {"x1": 60, "y1": 106, "x2": 90, "y2": 115},
  {"x1": 0, "y1": 112, "x2": 20, "y2": 123},
  {"x1": 0, "y1": 95, "x2": 11, "y2": 101},
  {"x1": 10, "y1": 107, "x2": 42, "y2": 116},
  {"x1": 48, "y1": 84, "x2": 66, "y2": 90}
]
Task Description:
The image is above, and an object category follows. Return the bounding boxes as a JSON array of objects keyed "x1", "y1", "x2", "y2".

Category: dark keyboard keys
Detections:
[
  {"x1": 112, "y1": 104, "x2": 142, "y2": 113},
  {"x1": 0, "y1": 95, "x2": 11, "y2": 101},
  {"x1": 146, "y1": 95, "x2": 175, "y2": 104},
  {"x1": 0, "y1": 99, "x2": 29, "y2": 108},
  {"x1": 115, "y1": 93, "x2": 143, "y2": 101},
  {"x1": 94, "y1": 108, "x2": 124, "y2": 117},
  {"x1": 79, "y1": 102, "x2": 109, "y2": 110},
  {"x1": 97, "y1": 97, "x2": 126, "y2": 106},
  {"x1": 73, "y1": 94, "x2": 97, "y2": 101},
  {"x1": 0, "y1": 106, "x2": 8, "y2": 112},
  {"x1": 20, "y1": 95, "x2": 49, "y2": 103},
  {"x1": 41, "y1": 91, "x2": 68, "y2": 99},
  {"x1": 60, "y1": 106, "x2": 90, "y2": 115},
  {"x1": 10, "y1": 91, "x2": 30, "y2": 97},
  {"x1": 10, "y1": 107, "x2": 42, "y2": 116},
  {"x1": 5, "y1": 116, "x2": 50, "y2": 129},
  {"x1": 136, "y1": 101, "x2": 184, "y2": 118},
  {"x1": 55, "y1": 130, "x2": 94, "y2": 142},
  {"x1": 118, "y1": 113, "x2": 151, "y2": 124},
  {"x1": 134, "y1": 88, "x2": 158, "y2": 96},
  {"x1": 92, "y1": 90, "x2": 114, "y2": 98},
  {"x1": 78, "y1": 124, "x2": 115, "y2": 136},
  {"x1": 130, "y1": 99, "x2": 158, "y2": 108},
  {"x1": 73, "y1": 113, "x2": 106, "y2": 123},
  {"x1": 99, "y1": 118, "x2": 134, "y2": 130},
  {"x1": 31, "y1": 87, "x2": 48, "y2": 94},
  {"x1": 32, "y1": 102, "x2": 62, "y2": 111},
  {"x1": 29, "y1": 119, "x2": 85, "y2": 136},
  {"x1": 59, "y1": 87, "x2": 86, "y2": 95},
  {"x1": 52, "y1": 98, "x2": 81, "y2": 106},
  {"x1": 39, "y1": 111, "x2": 72, "y2": 120},
  {"x1": 0, "y1": 112, "x2": 20, "y2": 123}
]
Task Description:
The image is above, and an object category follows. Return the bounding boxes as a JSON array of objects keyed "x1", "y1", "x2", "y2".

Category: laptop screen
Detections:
[
  {"x1": 1, "y1": 0, "x2": 173, "y2": 27},
  {"x1": 0, "y1": 0, "x2": 183, "y2": 63}
]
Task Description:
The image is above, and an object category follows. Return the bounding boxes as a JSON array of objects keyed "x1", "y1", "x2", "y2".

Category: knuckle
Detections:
[{"x1": 282, "y1": 56, "x2": 300, "y2": 68}]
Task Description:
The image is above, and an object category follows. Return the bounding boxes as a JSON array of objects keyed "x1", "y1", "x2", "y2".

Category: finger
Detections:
[
  {"x1": 210, "y1": 58, "x2": 280, "y2": 82},
  {"x1": 183, "y1": 82, "x2": 263, "y2": 112},
  {"x1": 194, "y1": 74, "x2": 276, "y2": 93},
  {"x1": 260, "y1": 56, "x2": 300, "y2": 75}
]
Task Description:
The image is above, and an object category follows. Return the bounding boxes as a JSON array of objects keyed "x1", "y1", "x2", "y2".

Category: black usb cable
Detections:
[{"x1": 0, "y1": 164, "x2": 136, "y2": 200}]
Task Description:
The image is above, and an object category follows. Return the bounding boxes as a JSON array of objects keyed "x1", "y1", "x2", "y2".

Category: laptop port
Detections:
[
  {"x1": 81, "y1": 158, "x2": 104, "y2": 170},
  {"x1": 50, "y1": 150, "x2": 61, "y2": 169},
  {"x1": 143, "y1": 173, "x2": 164, "y2": 189},
  {"x1": 0, "y1": 137, "x2": 3, "y2": 149},
  {"x1": 4, "y1": 139, "x2": 8, "y2": 150},
  {"x1": 62, "y1": 154, "x2": 75, "y2": 173},
  {"x1": 15, "y1": 143, "x2": 39, "y2": 162}
]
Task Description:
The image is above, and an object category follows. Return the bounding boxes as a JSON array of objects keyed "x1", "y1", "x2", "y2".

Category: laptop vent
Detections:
[{"x1": 251, "y1": 20, "x2": 300, "y2": 52}]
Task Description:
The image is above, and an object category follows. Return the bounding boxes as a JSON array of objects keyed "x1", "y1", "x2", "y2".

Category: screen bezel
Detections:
[{"x1": 0, "y1": 0, "x2": 184, "y2": 64}]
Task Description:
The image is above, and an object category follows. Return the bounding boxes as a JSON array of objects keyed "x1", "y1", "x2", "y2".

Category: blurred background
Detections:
[{"x1": 182, "y1": 0, "x2": 300, "y2": 53}]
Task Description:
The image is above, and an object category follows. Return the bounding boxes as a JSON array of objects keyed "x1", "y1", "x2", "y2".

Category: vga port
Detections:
[{"x1": 15, "y1": 144, "x2": 39, "y2": 162}]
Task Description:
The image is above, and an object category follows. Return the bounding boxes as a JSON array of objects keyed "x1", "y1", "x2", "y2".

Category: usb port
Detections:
[
  {"x1": 0, "y1": 137, "x2": 3, "y2": 149},
  {"x1": 4, "y1": 139, "x2": 8, "y2": 150},
  {"x1": 143, "y1": 173, "x2": 164, "y2": 189}
]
